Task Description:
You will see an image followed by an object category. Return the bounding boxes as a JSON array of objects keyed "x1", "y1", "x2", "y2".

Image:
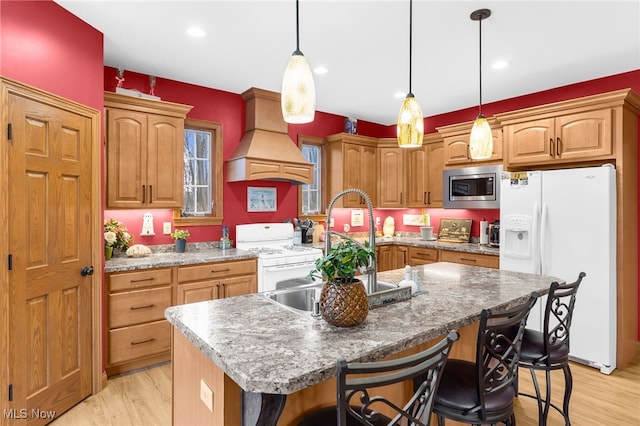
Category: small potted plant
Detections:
[
  {"x1": 104, "y1": 218, "x2": 133, "y2": 260},
  {"x1": 420, "y1": 209, "x2": 434, "y2": 240},
  {"x1": 171, "y1": 229, "x2": 190, "y2": 253},
  {"x1": 308, "y1": 239, "x2": 375, "y2": 327}
]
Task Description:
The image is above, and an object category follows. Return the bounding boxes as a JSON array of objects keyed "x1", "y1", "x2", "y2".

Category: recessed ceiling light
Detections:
[
  {"x1": 492, "y1": 60, "x2": 509, "y2": 70},
  {"x1": 187, "y1": 27, "x2": 206, "y2": 38},
  {"x1": 313, "y1": 66, "x2": 328, "y2": 75}
]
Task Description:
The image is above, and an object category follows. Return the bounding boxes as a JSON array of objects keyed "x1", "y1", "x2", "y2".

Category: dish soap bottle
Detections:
[{"x1": 220, "y1": 225, "x2": 231, "y2": 250}]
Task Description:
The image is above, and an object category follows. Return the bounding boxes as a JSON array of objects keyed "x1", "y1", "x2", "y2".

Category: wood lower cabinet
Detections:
[
  {"x1": 105, "y1": 267, "x2": 174, "y2": 375},
  {"x1": 177, "y1": 259, "x2": 257, "y2": 305},
  {"x1": 439, "y1": 249, "x2": 499, "y2": 269},
  {"x1": 104, "y1": 92, "x2": 192, "y2": 209},
  {"x1": 377, "y1": 245, "x2": 409, "y2": 272},
  {"x1": 407, "y1": 247, "x2": 438, "y2": 266}
]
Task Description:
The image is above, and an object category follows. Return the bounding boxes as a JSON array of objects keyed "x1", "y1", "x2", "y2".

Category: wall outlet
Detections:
[
  {"x1": 200, "y1": 379, "x2": 213, "y2": 412},
  {"x1": 163, "y1": 222, "x2": 172, "y2": 235}
]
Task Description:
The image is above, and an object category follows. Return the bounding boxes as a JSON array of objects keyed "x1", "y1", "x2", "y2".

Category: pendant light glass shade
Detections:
[
  {"x1": 469, "y1": 114, "x2": 492, "y2": 159},
  {"x1": 469, "y1": 8, "x2": 492, "y2": 160},
  {"x1": 281, "y1": 0, "x2": 315, "y2": 124},
  {"x1": 397, "y1": 94, "x2": 424, "y2": 147},
  {"x1": 396, "y1": 0, "x2": 423, "y2": 148},
  {"x1": 281, "y1": 50, "x2": 316, "y2": 123}
]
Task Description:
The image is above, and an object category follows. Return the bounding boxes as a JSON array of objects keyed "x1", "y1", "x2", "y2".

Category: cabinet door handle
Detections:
[
  {"x1": 549, "y1": 138, "x2": 554, "y2": 157},
  {"x1": 142, "y1": 185, "x2": 146, "y2": 203},
  {"x1": 149, "y1": 185, "x2": 153, "y2": 203},
  {"x1": 460, "y1": 257, "x2": 477, "y2": 262},
  {"x1": 130, "y1": 304, "x2": 155, "y2": 310},
  {"x1": 427, "y1": 192, "x2": 431, "y2": 205},
  {"x1": 556, "y1": 137, "x2": 561, "y2": 156},
  {"x1": 130, "y1": 277, "x2": 154, "y2": 283},
  {"x1": 466, "y1": 145, "x2": 470, "y2": 160},
  {"x1": 423, "y1": 192, "x2": 427, "y2": 205},
  {"x1": 400, "y1": 192, "x2": 403, "y2": 204},
  {"x1": 211, "y1": 268, "x2": 231, "y2": 274},
  {"x1": 131, "y1": 338, "x2": 155, "y2": 345}
]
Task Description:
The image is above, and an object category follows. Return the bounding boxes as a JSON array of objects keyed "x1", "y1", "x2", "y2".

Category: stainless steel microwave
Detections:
[{"x1": 443, "y1": 165, "x2": 502, "y2": 209}]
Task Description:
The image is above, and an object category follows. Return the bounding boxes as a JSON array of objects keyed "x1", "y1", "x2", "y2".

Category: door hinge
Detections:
[
  {"x1": 8, "y1": 254, "x2": 12, "y2": 270},
  {"x1": 8, "y1": 384, "x2": 13, "y2": 401},
  {"x1": 7, "y1": 123, "x2": 12, "y2": 140}
]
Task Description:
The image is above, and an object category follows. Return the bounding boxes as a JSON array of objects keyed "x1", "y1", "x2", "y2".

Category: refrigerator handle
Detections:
[
  {"x1": 533, "y1": 202, "x2": 541, "y2": 274},
  {"x1": 540, "y1": 202, "x2": 549, "y2": 275}
]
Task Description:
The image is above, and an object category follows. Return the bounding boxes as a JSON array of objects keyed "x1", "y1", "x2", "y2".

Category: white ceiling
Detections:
[{"x1": 55, "y1": 0, "x2": 640, "y2": 125}]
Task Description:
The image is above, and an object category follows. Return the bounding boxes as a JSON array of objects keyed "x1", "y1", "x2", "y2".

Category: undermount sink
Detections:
[{"x1": 261, "y1": 278, "x2": 411, "y2": 320}]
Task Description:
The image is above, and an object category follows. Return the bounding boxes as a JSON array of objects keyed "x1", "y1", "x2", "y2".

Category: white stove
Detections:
[{"x1": 236, "y1": 223, "x2": 323, "y2": 292}]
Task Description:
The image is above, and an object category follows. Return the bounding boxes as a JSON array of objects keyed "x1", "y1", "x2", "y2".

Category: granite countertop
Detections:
[
  {"x1": 310, "y1": 236, "x2": 500, "y2": 256},
  {"x1": 164, "y1": 262, "x2": 559, "y2": 395},
  {"x1": 104, "y1": 246, "x2": 258, "y2": 273}
]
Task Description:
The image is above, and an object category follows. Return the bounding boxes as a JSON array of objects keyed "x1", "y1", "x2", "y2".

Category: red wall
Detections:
[{"x1": 0, "y1": 0, "x2": 104, "y2": 111}]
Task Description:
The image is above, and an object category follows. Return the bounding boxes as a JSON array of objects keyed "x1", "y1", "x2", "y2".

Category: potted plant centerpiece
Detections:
[
  {"x1": 308, "y1": 238, "x2": 375, "y2": 327},
  {"x1": 171, "y1": 229, "x2": 190, "y2": 253},
  {"x1": 104, "y1": 218, "x2": 133, "y2": 260}
]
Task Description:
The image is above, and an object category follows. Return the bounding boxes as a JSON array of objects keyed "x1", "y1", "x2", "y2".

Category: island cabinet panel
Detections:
[
  {"x1": 105, "y1": 267, "x2": 175, "y2": 376},
  {"x1": 172, "y1": 329, "x2": 241, "y2": 426},
  {"x1": 440, "y1": 249, "x2": 499, "y2": 269},
  {"x1": 176, "y1": 259, "x2": 257, "y2": 305},
  {"x1": 104, "y1": 91, "x2": 192, "y2": 209},
  {"x1": 437, "y1": 118, "x2": 503, "y2": 166},
  {"x1": 325, "y1": 133, "x2": 378, "y2": 207},
  {"x1": 407, "y1": 246, "x2": 438, "y2": 266}
]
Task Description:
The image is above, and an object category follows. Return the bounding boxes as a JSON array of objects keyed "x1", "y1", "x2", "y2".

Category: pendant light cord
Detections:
[
  {"x1": 295, "y1": 0, "x2": 300, "y2": 52},
  {"x1": 478, "y1": 14, "x2": 483, "y2": 115},
  {"x1": 409, "y1": 0, "x2": 413, "y2": 95}
]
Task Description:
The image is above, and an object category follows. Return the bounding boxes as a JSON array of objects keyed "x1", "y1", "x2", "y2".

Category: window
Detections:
[
  {"x1": 173, "y1": 119, "x2": 223, "y2": 226},
  {"x1": 298, "y1": 135, "x2": 326, "y2": 221}
]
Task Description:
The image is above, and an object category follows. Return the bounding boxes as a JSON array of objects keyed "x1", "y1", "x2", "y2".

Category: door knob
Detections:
[{"x1": 81, "y1": 266, "x2": 94, "y2": 276}]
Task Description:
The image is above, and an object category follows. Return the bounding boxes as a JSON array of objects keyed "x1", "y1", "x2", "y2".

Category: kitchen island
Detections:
[{"x1": 165, "y1": 262, "x2": 561, "y2": 426}]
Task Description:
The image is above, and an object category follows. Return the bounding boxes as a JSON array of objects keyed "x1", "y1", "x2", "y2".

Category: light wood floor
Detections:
[{"x1": 51, "y1": 353, "x2": 640, "y2": 426}]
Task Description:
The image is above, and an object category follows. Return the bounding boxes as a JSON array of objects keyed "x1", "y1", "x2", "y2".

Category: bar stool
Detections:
[
  {"x1": 297, "y1": 330, "x2": 459, "y2": 426},
  {"x1": 432, "y1": 293, "x2": 538, "y2": 426},
  {"x1": 517, "y1": 272, "x2": 585, "y2": 426}
]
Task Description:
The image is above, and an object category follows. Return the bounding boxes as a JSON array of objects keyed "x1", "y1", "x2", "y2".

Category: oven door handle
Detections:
[{"x1": 263, "y1": 262, "x2": 316, "y2": 273}]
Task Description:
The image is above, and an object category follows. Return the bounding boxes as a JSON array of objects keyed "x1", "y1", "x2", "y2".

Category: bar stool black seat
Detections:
[
  {"x1": 297, "y1": 330, "x2": 459, "y2": 426},
  {"x1": 517, "y1": 272, "x2": 585, "y2": 426},
  {"x1": 432, "y1": 293, "x2": 538, "y2": 426}
]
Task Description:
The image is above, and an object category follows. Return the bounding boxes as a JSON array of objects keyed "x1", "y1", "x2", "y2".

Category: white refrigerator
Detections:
[{"x1": 499, "y1": 165, "x2": 616, "y2": 374}]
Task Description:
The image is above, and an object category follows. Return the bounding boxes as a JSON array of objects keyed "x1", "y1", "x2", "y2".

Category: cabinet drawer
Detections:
[
  {"x1": 440, "y1": 250, "x2": 499, "y2": 269},
  {"x1": 108, "y1": 320, "x2": 170, "y2": 365},
  {"x1": 109, "y1": 268, "x2": 173, "y2": 292},
  {"x1": 109, "y1": 286, "x2": 172, "y2": 328},
  {"x1": 178, "y1": 259, "x2": 256, "y2": 283},
  {"x1": 408, "y1": 247, "x2": 438, "y2": 266}
]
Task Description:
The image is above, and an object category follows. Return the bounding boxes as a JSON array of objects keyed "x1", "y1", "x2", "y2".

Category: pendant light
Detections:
[
  {"x1": 397, "y1": 0, "x2": 424, "y2": 148},
  {"x1": 281, "y1": 0, "x2": 316, "y2": 124},
  {"x1": 469, "y1": 8, "x2": 493, "y2": 160}
]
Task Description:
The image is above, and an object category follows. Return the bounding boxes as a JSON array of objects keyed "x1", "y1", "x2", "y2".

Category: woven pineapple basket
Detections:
[{"x1": 319, "y1": 279, "x2": 369, "y2": 327}]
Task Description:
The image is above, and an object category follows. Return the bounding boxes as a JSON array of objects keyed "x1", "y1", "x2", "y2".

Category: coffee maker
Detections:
[{"x1": 488, "y1": 220, "x2": 500, "y2": 247}]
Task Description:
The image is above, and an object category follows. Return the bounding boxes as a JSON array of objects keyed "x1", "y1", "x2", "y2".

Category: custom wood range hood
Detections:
[{"x1": 226, "y1": 87, "x2": 313, "y2": 185}]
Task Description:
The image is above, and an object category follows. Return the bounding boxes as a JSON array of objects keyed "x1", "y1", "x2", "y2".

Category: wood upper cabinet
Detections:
[
  {"x1": 326, "y1": 133, "x2": 378, "y2": 207},
  {"x1": 378, "y1": 133, "x2": 444, "y2": 208},
  {"x1": 500, "y1": 109, "x2": 613, "y2": 167},
  {"x1": 437, "y1": 118, "x2": 503, "y2": 166},
  {"x1": 176, "y1": 259, "x2": 257, "y2": 305},
  {"x1": 104, "y1": 92, "x2": 192, "y2": 208},
  {"x1": 378, "y1": 146, "x2": 405, "y2": 208}
]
